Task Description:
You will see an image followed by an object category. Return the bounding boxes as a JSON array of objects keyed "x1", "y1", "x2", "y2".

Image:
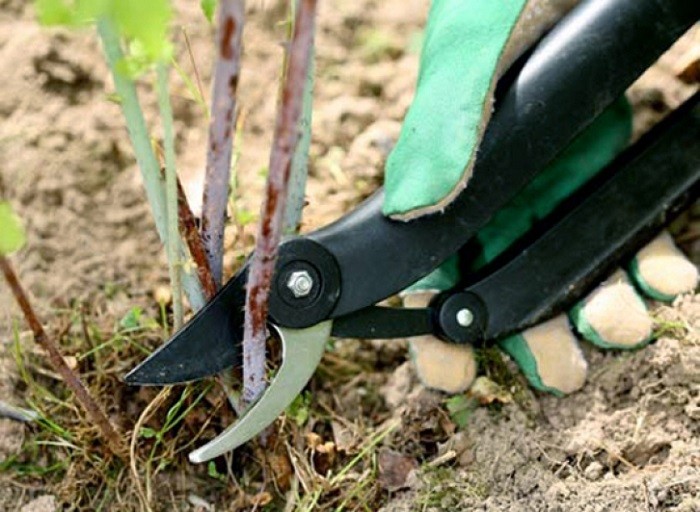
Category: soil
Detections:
[{"x1": 0, "y1": 0, "x2": 698, "y2": 510}]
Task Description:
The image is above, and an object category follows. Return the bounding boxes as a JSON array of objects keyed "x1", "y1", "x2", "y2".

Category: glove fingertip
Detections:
[
  {"x1": 498, "y1": 315, "x2": 589, "y2": 398},
  {"x1": 498, "y1": 334, "x2": 565, "y2": 397},
  {"x1": 628, "y1": 257, "x2": 677, "y2": 302},
  {"x1": 628, "y1": 232, "x2": 699, "y2": 302},
  {"x1": 571, "y1": 271, "x2": 653, "y2": 350},
  {"x1": 409, "y1": 336, "x2": 477, "y2": 394}
]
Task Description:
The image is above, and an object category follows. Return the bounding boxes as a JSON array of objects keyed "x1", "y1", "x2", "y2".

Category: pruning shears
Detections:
[{"x1": 126, "y1": 0, "x2": 700, "y2": 463}]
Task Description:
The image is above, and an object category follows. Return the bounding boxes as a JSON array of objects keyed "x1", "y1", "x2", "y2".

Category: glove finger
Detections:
[
  {"x1": 409, "y1": 335, "x2": 478, "y2": 394},
  {"x1": 498, "y1": 314, "x2": 588, "y2": 397},
  {"x1": 570, "y1": 268, "x2": 653, "y2": 350},
  {"x1": 629, "y1": 231, "x2": 699, "y2": 302},
  {"x1": 404, "y1": 291, "x2": 477, "y2": 394}
]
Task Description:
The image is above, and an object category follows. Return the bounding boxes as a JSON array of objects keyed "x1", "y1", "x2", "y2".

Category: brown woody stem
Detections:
[
  {"x1": 0, "y1": 255, "x2": 128, "y2": 460},
  {"x1": 201, "y1": 0, "x2": 245, "y2": 288},
  {"x1": 242, "y1": 0, "x2": 317, "y2": 404},
  {"x1": 177, "y1": 179, "x2": 217, "y2": 300}
]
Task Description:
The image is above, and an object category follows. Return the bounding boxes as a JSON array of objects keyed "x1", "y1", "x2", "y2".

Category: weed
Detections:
[
  {"x1": 445, "y1": 394, "x2": 478, "y2": 429},
  {"x1": 415, "y1": 465, "x2": 489, "y2": 510},
  {"x1": 475, "y1": 346, "x2": 532, "y2": 413}
]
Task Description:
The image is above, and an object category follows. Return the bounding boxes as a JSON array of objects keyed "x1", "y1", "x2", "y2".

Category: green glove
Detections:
[
  {"x1": 388, "y1": 1, "x2": 698, "y2": 395},
  {"x1": 403, "y1": 98, "x2": 697, "y2": 396},
  {"x1": 383, "y1": 0, "x2": 582, "y2": 220}
]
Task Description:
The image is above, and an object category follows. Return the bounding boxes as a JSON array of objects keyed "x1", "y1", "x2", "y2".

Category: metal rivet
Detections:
[
  {"x1": 286, "y1": 270, "x2": 314, "y2": 298},
  {"x1": 456, "y1": 308, "x2": 474, "y2": 328}
]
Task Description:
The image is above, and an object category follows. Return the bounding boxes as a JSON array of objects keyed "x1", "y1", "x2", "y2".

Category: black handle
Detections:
[
  {"x1": 443, "y1": 92, "x2": 700, "y2": 343},
  {"x1": 291, "y1": 0, "x2": 698, "y2": 321}
]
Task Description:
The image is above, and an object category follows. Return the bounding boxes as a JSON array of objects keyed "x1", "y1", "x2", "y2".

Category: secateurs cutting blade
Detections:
[{"x1": 126, "y1": 0, "x2": 700, "y2": 463}]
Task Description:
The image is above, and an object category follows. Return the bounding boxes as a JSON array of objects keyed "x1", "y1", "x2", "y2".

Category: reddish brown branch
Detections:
[
  {"x1": 0, "y1": 255, "x2": 128, "y2": 460},
  {"x1": 154, "y1": 143, "x2": 217, "y2": 302},
  {"x1": 177, "y1": 179, "x2": 217, "y2": 300},
  {"x1": 201, "y1": 0, "x2": 245, "y2": 288},
  {"x1": 242, "y1": 0, "x2": 318, "y2": 404}
]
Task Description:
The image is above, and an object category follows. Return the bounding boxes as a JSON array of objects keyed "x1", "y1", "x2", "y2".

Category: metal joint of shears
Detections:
[{"x1": 126, "y1": 0, "x2": 700, "y2": 463}]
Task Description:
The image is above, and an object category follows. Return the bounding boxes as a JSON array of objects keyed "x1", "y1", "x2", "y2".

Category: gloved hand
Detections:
[{"x1": 384, "y1": 0, "x2": 699, "y2": 395}]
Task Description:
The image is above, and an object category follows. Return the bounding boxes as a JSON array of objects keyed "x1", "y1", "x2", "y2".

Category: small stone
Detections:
[
  {"x1": 20, "y1": 495, "x2": 57, "y2": 512},
  {"x1": 64, "y1": 356, "x2": 78, "y2": 370},
  {"x1": 583, "y1": 461, "x2": 605, "y2": 481},
  {"x1": 468, "y1": 376, "x2": 513, "y2": 405},
  {"x1": 378, "y1": 449, "x2": 418, "y2": 491}
]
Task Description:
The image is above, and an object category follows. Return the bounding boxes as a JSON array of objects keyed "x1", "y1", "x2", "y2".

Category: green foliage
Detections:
[
  {"x1": 286, "y1": 391, "x2": 311, "y2": 427},
  {"x1": 0, "y1": 202, "x2": 26, "y2": 255},
  {"x1": 235, "y1": 208, "x2": 256, "y2": 227},
  {"x1": 200, "y1": 0, "x2": 217, "y2": 23},
  {"x1": 35, "y1": 0, "x2": 105, "y2": 26},
  {"x1": 118, "y1": 306, "x2": 145, "y2": 331},
  {"x1": 207, "y1": 461, "x2": 227, "y2": 481},
  {"x1": 445, "y1": 394, "x2": 477, "y2": 429},
  {"x1": 35, "y1": 0, "x2": 172, "y2": 71}
]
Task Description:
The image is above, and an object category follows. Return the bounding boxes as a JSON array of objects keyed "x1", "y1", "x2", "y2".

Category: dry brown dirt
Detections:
[{"x1": 0, "y1": 0, "x2": 699, "y2": 510}]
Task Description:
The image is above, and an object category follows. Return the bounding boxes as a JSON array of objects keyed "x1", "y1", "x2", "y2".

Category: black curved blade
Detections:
[{"x1": 124, "y1": 267, "x2": 247, "y2": 385}]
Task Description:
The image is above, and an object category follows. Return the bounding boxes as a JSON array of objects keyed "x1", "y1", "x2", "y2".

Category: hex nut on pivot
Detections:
[{"x1": 287, "y1": 270, "x2": 314, "y2": 298}]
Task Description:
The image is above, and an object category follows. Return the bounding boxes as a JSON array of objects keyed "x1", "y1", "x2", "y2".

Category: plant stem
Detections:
[
  {"x1": 283, "y1": 0, "x2": 315, "y2": 235},
  {"x1": 96, "y1": 18, "x2": 205, "y2": 311},
  {"x1": 156, "y1": 63, "x2": 184, "y2": 330},
  {"x1": 0, "y1": 256, "x2": 128, "y2": 460},
  {"x1": 201, "y1": 0, "x2": 245, "y2": 288},
  {"x1": 152, "y1": 147, "x2": 217, "y2": 302},
  {"x1": 177, "y1": 179, "x2": 218, "y2": 300},
  {"x1": 242, "y1": 0, "x2": 317, "y2": 404}
]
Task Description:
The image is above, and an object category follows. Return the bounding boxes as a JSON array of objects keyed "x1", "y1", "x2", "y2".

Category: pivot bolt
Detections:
[
  {"x1": 286, "y1": 270, "x2": 314, "y2": 298},
  {"x1": 456, "y1": 308, "x2": 474, "y2": 328}
]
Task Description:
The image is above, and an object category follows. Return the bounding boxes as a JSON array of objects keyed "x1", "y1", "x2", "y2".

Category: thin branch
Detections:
[
  {"x1": 153, "y1": 146, "x2": 217, "y2": 302},
  {"x1": 156, "y1": 63, "x2": 184, "y2": 330},
  {"x1": 182, "y1": 27, "x2": 208, "y2": 110},
  {"x1": 0, "y1": 256, "x2": 128, "y2": 460},
  {"x1": 177, "y1": 179, "x2": 218, "y2": 300},
  {"x1": 242, "y1": 0, "x2": 317, "y2": 404},
  {"x1": 97, "y1": 18, "x2": 206, "y2": 311},
  {"x1": 201, "y1": 0, "x2": 245, "y2": 288},
  {"x1": 283, "y1": 0, "x2": 315, "y2": 234}
]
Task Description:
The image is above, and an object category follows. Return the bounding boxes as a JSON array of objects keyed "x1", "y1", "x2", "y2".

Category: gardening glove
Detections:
[
  {"x1": 383, "y1": 0, "x2": 582, "y2": 220},
  {"x1": 383, "y1": 0, "x2": 698, "y2": 394},
  {"x1": 401, "y1": 96, "x2": 697, "y2": 395}
]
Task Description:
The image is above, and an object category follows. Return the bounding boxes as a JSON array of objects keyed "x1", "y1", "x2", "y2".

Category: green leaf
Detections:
[
  {"x1": 139, "y1": 426, "x2": 157, "y2": 439},
  {"x1": 200, "y1": 0, "x2": 217, "y2": 23},
  {"x1": 109, "y1": 0, "x2": 173, "y2": 63},
  {"x1": 0, "y1": 202, "x2": 26, "y2": 255},
  {"x1": 285, "y1": 391, "x2": 311, "y2": 427},
  {"x1": 118, "y1": 306, "x2": 143, "y2": 330},
  {"x1": 207, "y1": 461, "x2": 226, "y2": 481},
  {"x1": 445, "y1": 395, "x2": 476, "y2": 429},
  {"x1": 37, "y1": 0, "x2": 173, "y2": 67},
  {"x1": 35, "y1": 0, "x2": 106, "y2": 26}
]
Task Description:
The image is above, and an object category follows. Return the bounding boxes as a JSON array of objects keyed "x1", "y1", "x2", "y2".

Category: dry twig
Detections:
[{"x1": 0, "y1": 255, "x2": 128, "y2": 460}]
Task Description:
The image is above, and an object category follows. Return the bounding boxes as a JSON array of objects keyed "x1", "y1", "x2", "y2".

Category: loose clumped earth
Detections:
[{"x1": 1, "y1": 0, "x2": 699, "y2": 510}]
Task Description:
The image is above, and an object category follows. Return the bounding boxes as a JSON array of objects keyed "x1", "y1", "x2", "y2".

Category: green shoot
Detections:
[
  {"x1": 0, "y1": 202, "x2": 26, "y2": 255},
  {"x1": 156, "y1": 62, "x2": 184, "y2": 330}
]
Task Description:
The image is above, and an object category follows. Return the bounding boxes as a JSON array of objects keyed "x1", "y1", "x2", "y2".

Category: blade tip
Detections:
[{"x1": 188, "y1": 448, "x2": 209, "y2": 464}]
